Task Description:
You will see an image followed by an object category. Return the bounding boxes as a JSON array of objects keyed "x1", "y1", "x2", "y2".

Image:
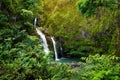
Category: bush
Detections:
[
  {"x1": 77, "y1": 54, "x2": 120, "y2": 80},
  {"x1": 20, "y1": 9, "x2": 33, "y2": 21}
]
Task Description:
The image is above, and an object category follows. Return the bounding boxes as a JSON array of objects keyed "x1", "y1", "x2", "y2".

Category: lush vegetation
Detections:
[{"x1": 0, "y1": 0, "x2": 120, "y2": 80}]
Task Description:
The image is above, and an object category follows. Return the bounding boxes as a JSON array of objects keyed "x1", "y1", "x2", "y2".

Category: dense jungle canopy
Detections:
[{"x1": 0, "y1": 0, "x2": 120, "y2": 80}]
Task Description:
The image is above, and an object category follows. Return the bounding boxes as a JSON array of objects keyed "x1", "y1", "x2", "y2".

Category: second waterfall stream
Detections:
[
  {"x1": 34, "y1": 18, "x2": 49, "y2": 55},
  {"x1": 51, "y1": 37, "x2": 59, "y2": 61}
]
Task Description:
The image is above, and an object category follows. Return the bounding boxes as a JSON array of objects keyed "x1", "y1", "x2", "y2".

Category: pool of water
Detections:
[{"x1": 55, "y1": 57, "x2": 81, "y2": 63}]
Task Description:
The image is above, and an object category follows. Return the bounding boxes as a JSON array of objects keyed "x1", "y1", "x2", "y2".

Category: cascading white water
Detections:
[
  {"x1": 51, "y1": 37, "x2": 59, "y2": 61},
  {"x1": 34, "y1": 18, "x2": 49, "y2": 54},
  {"x1": 34, "y1": 18, "x2": 37, "y2": 28}
]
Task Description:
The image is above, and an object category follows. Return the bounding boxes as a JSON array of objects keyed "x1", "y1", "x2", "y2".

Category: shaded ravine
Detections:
[{"x1": 34, "y1": 18, "x2": 80, "y2": 62}]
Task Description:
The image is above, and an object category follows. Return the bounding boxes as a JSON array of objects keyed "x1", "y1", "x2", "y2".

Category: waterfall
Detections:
[
  {"x1": 59, "y1": 38, "x2": 64, "y2": 57},
  {"x1": 34, "y1": 18, "x2": 37, "y2": 28},
  {"x1": 60, "y1": 46, "x2": 63, "y2": 55},
  {"x1": 34, "y1": 18, "x2": 49, "y2": 55},
  {"x1": 51, "y1": 37, "x2": 59, "y2": 61}
]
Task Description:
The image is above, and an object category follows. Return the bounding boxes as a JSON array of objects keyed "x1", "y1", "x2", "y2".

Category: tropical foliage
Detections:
[{"x1": 0, "y1": 0, "x2": 120, "y2": 80}]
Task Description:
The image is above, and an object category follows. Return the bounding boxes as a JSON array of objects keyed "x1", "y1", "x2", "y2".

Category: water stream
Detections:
[
  {"x1": 34, "y1": 18, "x2": 49, "y2": 55},
  {"x1": 59, "y1": 37, "x2": 64, "y2": 57},
  {"x1": 51, "y1": 37, "x2": 59, "y2": 61}
]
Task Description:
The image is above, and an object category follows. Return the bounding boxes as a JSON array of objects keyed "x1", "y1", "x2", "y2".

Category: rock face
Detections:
[
  {"x1": 81, "y1": 30, "x2": 91, "y2": 39},
  {"x1": 0, "y1": 1, "x2": 1, "y2": 9}
]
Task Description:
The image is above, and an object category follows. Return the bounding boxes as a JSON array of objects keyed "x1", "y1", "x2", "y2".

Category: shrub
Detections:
[{"x1": 78, "y1": 54, "x2": 120, "y2": 80}]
